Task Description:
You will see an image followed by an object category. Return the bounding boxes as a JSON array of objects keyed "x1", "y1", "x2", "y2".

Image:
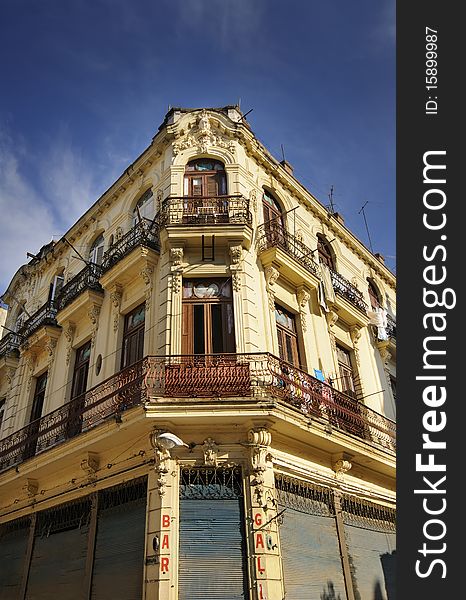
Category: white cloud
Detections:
[{"x1": 0, "y1": 130, "x2": 102, "y2": 294}]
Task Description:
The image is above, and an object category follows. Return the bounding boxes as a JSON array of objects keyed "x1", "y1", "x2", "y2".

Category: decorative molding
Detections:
[
  {"x1": 139, "y1": 264, "x2": 154, "y2": 311},
  {"x1": 80, "y1": 452, "x2": 100, "y2": 482},
  {"x1": 149, "y1": 430, "x2": 172, "y2": 498},
  {"x1": 22, "y1": 478, "x2": 39, "y2": 498},
  {"x1": 170, "y1": 247, "x2": 184, "y2": 296},
  {"x1": 202, "y1": 437, "x2": 219, "y2": 467},
  {"x1": 88, "y1": 303, "x2": 101, "y2": 347},
  {"x1": 44, "y1": 336, "x2": 57, "y2": 366},
  {"x1": 63, "y1": 322, "x2": 76, "y2": 365},
  {"x1": 296, "y1": 286, "x2": 311, "y2": 332},
  {"x1": 110, "y1": 285, "x2": 123, "y2": 332},
  {"x1": 229, "y1": 245, "x2": 243, "y2": 292},
  {"x1": 172, "y1": 110, "x2": 236, "y2": 157},
  {"x1": 264, "y1": 265, "x2": 280, "y2": 311},
  {"x1": 248, "y1": 427, "x2": 272, "y2": 504},
  {"x1": 350, "y1": 325, "x2": 363, "y2": 367},
  {"x1": 332, "y1": 453, "x2": 353, "y2": 479}
]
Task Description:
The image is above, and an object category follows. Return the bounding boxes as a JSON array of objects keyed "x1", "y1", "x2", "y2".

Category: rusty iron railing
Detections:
[
  {"x1": 257, "y1": 223, "x2": 321, "y2": 279},
  {"x1": 329, "y1": 269, "x2": 368, "y2": 314},
  {"x1": 17, "y1": 300, "x2": 60, "y2": 340},
  {"x1": 0, "y1": 353, "x2": 395, "y2": 473},
  {"x1": 160, "y1": 195, "x2": 252, "y2": 227},
  {"x1": 0, "y1": 332, "x2": 21, "y2": 359},
  {"x1": 101, "y1": 220, "x2": 160, "y2": 274},
  {"x1": 55, "y1": 263, "x2": 104, "y2": 312}
]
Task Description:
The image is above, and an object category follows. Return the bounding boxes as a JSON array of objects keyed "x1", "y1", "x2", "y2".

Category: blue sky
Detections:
[{"x1": 0, "y1": 0, "x2": 395, "y2": 294}]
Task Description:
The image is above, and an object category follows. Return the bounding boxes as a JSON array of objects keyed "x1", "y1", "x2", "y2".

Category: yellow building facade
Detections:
[{"x1": 0, "y1": 106, "x2": 396, "y2": 600}]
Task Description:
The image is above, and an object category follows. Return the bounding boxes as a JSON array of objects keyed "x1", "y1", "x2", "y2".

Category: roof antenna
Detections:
[
  {"x1": 327, "y1": 185, "x2": 336, "y2": 214},
  {"x1": 358, "y1": 201, "x2": 374, "y2": 253},
  {"x1": 237, "y1": 108, "x2": 253, "y2": 122},
  {"x1": 281, "y1": 144, "x2": 286, "y2": 162}
]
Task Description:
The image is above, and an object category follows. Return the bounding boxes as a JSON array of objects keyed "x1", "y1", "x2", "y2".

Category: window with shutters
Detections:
[
  {"x1": 368, "y1": 279, "x2": 381, "y2": 310},
  {"x1": 0, "y1": 398, "x2": 5, "y2": 433},
  {"x1": 23, "y1": 371, "x2": 48, "y2": 459},
  {"x1": 121, "y1": 304, "x2": 145, "y2": 368},
  {"x1": 275, "y1": 304, "x2": 301, "y2": 367},
  {"x1": 132, "y1": 188, "x2": 154, "y2": 226},
  {"x1": 89, "y1": 234, "x2": 105, "y2": 266},
  {"x1": 182, "y1": 279, "x2": 235, "y2": 355},
  {"x1": 336, "y1": 344, "x2": 357, "y2": 398},
  {"x1": 49, "y1": 272, "x2": 65, "y2": 303},
  {"x1": 184, "y1": 159, "x2": 227, "y2": 197},
  {"x1": 67, "y1": 340, "x2": 91, "y2": 438},
  {"x1": 317, "y1": 235, "x2": 335, "y2": 270},
  {"x1": 262, "y1": 188, "x2": 284, "y2": 226}
]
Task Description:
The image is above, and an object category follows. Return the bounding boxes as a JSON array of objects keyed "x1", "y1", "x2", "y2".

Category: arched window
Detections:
[
  {"x1": 368, "y1": 280, "x2": 381, "y2": 310},
  {"x1": 184, "y1": 159, "x2": 227, "y2": 197},
  {"x1": 89, "y1": 234, "x2": 105, "y2": 266},
  {"x1": 317, "y1": 235, "x2": 334, "y2": 270},
  {"x1": 262, "y1": 189, "x2": 284, "y2": 227},
  {"x1": 133, "y1": 189, "x2": 154, "y2": 226}
]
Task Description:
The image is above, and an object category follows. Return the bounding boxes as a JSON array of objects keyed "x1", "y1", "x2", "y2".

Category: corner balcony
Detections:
[
  {"x1": 99, "y1": 220, "x2": 160, "y2": 290},
  {"x1": 257, "y1": 223, "x2": 321, "y2": 290},
  {"x1": 159, "y1": 195, "x2": 253, "y2": 250},
  {"x1": 0, "y1": 353, "x2": 395, "y2": 474}
]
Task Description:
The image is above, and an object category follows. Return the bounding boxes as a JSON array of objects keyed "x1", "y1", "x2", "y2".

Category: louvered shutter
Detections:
[
  {"x1": 178, "y1": 468, "x2": 248, "y2": 600},
  {"x1": 90, "y1": 479, "x2": 147, "y2": 600},
  {"x1": 277, "y1": 477, "x2": 347, "y2": 600},
  {"x1": 206, "y1": 173, "x2": 218, "y2": 197},
  {"x1": 26, "y1": 500, "x2": 90, "y2": 600},
  {"x1": 0, "y1": 518, "x2": 30, "y2": 600}
]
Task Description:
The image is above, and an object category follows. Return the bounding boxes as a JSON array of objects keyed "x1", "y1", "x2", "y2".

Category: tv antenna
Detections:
[
  {"x1": 358, "y1": 201, "x2": 374, "y2": 253},
  {"x1": 327, "y1": 185, "x2": 335, "y2": 213}
]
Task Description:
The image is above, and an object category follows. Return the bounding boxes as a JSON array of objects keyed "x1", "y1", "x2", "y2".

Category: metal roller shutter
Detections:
[
  {"x1": 178, "y1": 467, "x2": 249, "y2": 600},
  {"x1": 276, "y1": 475, "x2": 347, "y2": 600},
  {"x1": 26, "y1": 499, "x2": 91, "y2": 600},
  {"x1": 0, "y1": 517, "x2": 30, "y2": 600},
  {"x1": 342, "y1": 497, "x2": 396, "y2": 600},
  {"x1": 90, "y1": 477, "x2": 147, "y2": 600}
]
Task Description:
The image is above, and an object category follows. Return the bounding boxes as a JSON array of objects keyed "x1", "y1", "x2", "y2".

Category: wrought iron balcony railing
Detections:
[
  {"x1": 386, "y1": 314, "x2": 396, "y2": 339},
  {"x1": 101, "y1": 220, "x2": 160, "y2": 274},
  {"x1": 55, "y1": 263, "x2": 103, "y2": 312},
  {"x1": 329, "y1": 269, "x2": 368, "y2": 314},
  {"x1": 0, "y1": 332, "x2": 21, "y2": 359},
  {"x1": 160, "y1": 195, "x2": 252, "y2": 227},
  {"x1": 17, "y1": 300, "x2": 59, "y2": 341},
  {"x1": 257, "y1": 223, "x2": 321, "y2": 279},
  {"x1": 0, "y1": 353, "x2": 395, "y2": 473}
]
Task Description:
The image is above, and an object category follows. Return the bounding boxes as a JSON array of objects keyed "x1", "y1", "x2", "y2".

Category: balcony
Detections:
[
  {"x1": 55, "y1": 264, "x2": 103, "y2": 314},
  {"x1": 17, "y1": 300, "x2": 60, "y2": 341},
  {"x1": 101, "y1": 220, "x2": 160, "y2": 275},
  {"x1": 0, "y1": 332, "x2": 20, "y2": 360},
  {"x1": 159, "y1": 195, "x2": 253, "y2": 250},
  {"x1": 0, "y1": 353, "x2": 395, "y2": 473},
  {"x1": 386, "y1": 314, "x2": 396, "y2": 341},
  {"x1": 257, "y1": 223, "x2": 321, "y2": 289}
]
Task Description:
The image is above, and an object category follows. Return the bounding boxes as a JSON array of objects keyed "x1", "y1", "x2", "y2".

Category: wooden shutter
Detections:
[
  {"x1": 181, "y1": 303, "x2": 194, "y2": 355},
  {"x1": 206, "y1": 173, "x2": 218, "y2": 196},
  {"x1": 0, "y1": 517, "x2": 30, "y2": 599},
  {"x1": 178, "y1": 468, "x2": 248, "y2": 600},
  {"x1": 26, "y1": 500, "x2": 91, "y2": 600},
  {"x1": 276, "y1": 476, "x2": 347, "y2": 600},
  {"x1": 91, "y1": 478, "x2": 147, "y2": 600}
]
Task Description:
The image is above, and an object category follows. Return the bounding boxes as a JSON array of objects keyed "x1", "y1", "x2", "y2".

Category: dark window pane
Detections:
[
  {"x1": 211, "y1": 304, "x2": 223, "y2": 353},
  {"x1": 193, "y1": 305, "x2": 205, "y2": 354}
]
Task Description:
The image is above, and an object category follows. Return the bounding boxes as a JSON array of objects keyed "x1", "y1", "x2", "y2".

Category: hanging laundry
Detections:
[{"x1": 320, "y1": 264, "x2": 336, "y2": 303}]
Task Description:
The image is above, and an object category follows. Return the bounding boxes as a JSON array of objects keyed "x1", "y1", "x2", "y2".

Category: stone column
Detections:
[{"x1": 246, "y1": 427, "x2": 285, "y2": 600}]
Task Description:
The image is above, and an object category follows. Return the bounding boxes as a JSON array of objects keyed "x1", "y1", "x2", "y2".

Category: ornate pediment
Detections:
[{"x1": 172, "y1": 110, "x2": 236, "y2": 156}]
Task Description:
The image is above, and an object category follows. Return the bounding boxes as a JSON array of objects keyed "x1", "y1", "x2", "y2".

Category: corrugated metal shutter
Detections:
[
  {"x1": 276, "y1": 475, "x2": 347, "y2": 600},
  {"x1": 342, "y1": 497, "x2": 396, "y2": 600},
  {"x1": 90, "y1": 477, "x2": 147, "y2": 600},
  {"x1": 178, "y1": 467, "x2": 248, "y2": 600},
  {"x1": 0, "y1": 517, "x2": 30, "y2": 600},
  {"x1": 26, "y1": 499, "x2": 91, "y2": 599}
]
